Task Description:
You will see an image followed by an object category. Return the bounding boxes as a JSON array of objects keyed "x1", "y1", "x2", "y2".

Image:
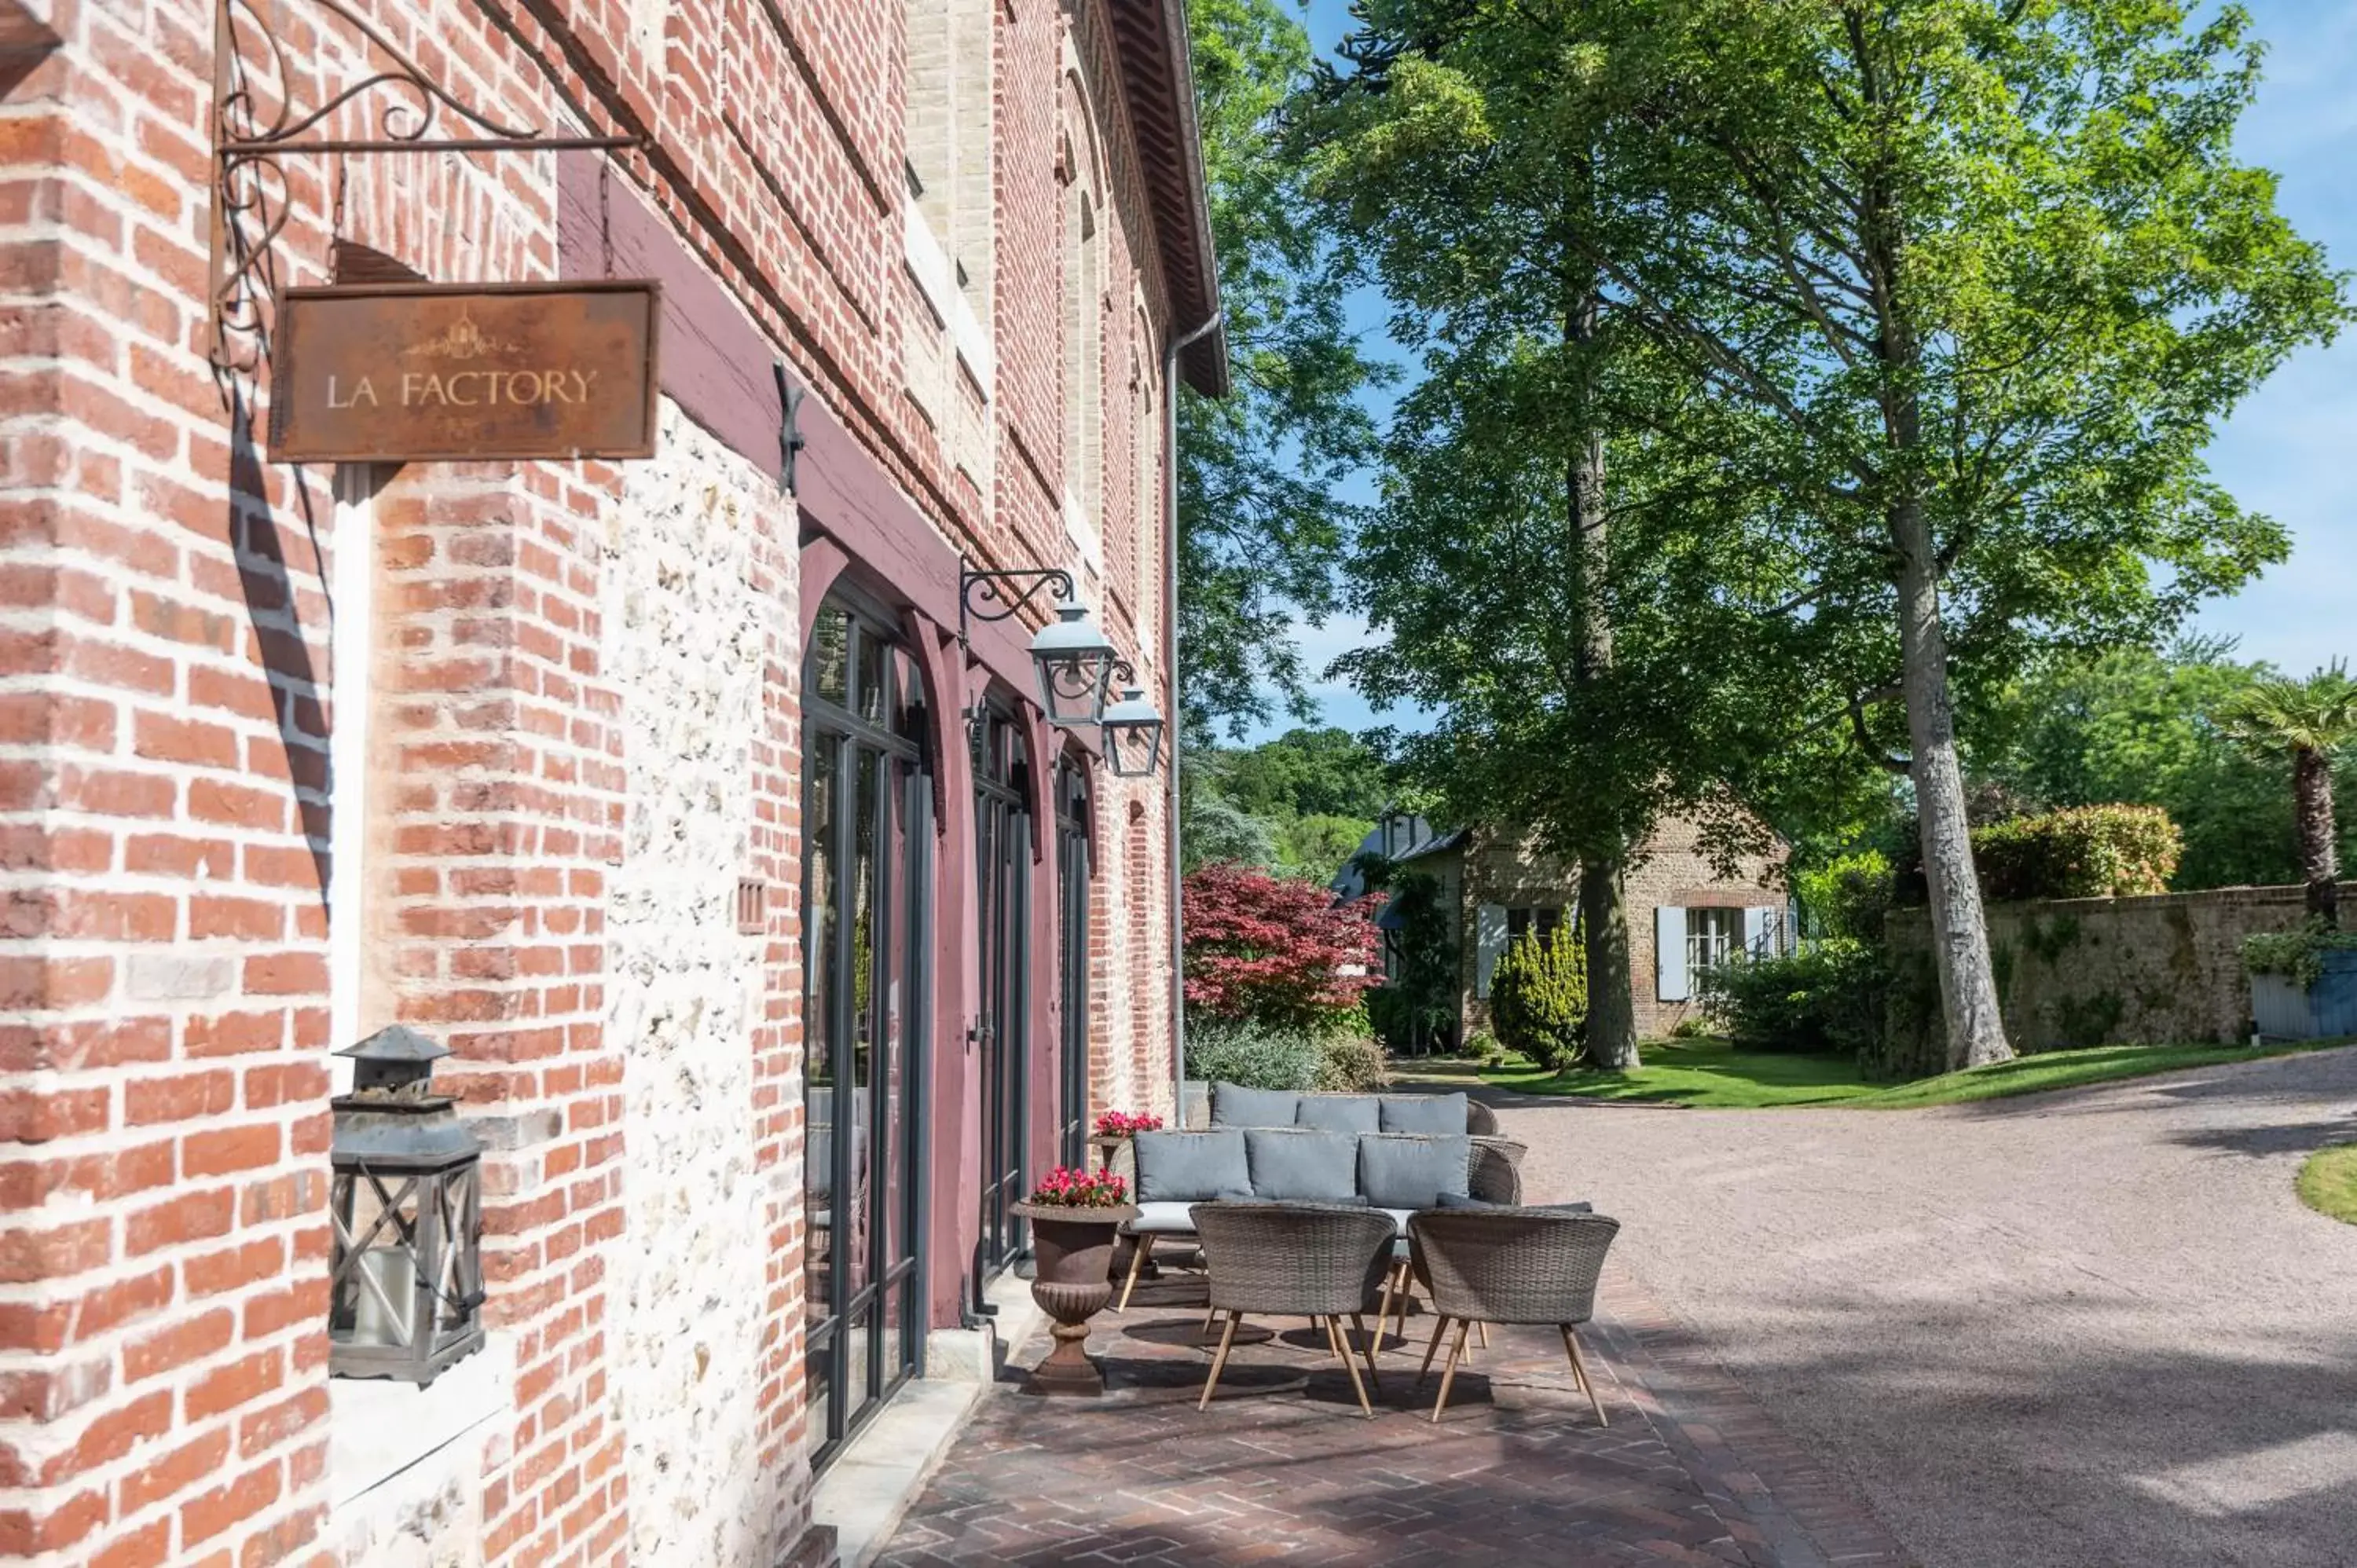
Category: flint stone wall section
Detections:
[
  {"x1": 603, "y1": 403, "x2": 781, "y2": 1565},
  {"x1": 1879, "y1": 883, "x2": 2346, "y2": 1077}
]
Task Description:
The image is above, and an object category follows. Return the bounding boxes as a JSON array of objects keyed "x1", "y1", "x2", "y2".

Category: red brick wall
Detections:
[{"x1": 0, "y1": 0, "x2": 1189, "y2": 1560}]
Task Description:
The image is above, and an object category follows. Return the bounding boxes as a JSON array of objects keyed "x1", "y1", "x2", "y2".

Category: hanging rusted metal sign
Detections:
[{"x1": 269, "y1": 280, "x2": 661, "y2": 462}]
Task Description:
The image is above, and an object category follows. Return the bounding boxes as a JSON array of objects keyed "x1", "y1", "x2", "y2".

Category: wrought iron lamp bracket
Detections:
[
  {"x1": 956, "y1": 561, "x2": 1076, "y2": 761},
  {"x1": 955, "y1": 562, "x2": 1076, "y2": 643},
  {"x1": 207, "y1": 0, "x2": 645, "y2": 374}
]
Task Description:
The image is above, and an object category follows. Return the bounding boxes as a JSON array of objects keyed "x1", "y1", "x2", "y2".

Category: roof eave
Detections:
[{"x1": 1113, "y1": 0, "x2": 1230, "y2": 397}]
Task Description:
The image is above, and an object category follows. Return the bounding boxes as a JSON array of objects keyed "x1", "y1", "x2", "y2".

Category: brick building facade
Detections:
[
  {"x1": 0, "y1": 0, "x2": 1215, "y2": 1563},
  {"x1": 1386, "y1": 818, "x2": 1788, "y2": 1042}
]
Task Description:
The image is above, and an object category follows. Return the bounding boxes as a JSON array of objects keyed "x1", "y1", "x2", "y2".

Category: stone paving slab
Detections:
[{"x1": 873, "y1": 1262, "x2": 1911, "y2": 1567}]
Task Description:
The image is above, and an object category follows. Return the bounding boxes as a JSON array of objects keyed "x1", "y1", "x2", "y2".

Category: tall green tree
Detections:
[
  {"x1": 2218, "y1": 665, "x2": 2357, "y2": 925},
  {"x1": 1386, "y1": 0, "x2": 2346, "y2": 1068},
  {"x1": 1179, "y1": 0, "x2": 1392, "y2": 736},
  {"x1": 1220, "y1": 725, "x2": 1391, "y2": 822},
  {"x1": 1308, "y1": 5, "x2": 1850, "y2": 1068},
  {"x1": 1968, "y1": 638, "x2": 2354, "y2": 892}
]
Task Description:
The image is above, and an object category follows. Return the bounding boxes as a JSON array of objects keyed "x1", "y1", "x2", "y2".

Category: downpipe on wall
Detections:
[{"x1": 1164, "y1": 312, "x2": 1221, "y2": 1122}]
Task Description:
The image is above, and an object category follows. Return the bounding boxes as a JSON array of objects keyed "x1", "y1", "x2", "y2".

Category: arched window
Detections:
[{"x1": 802, "y1": 596, "x2": 931, "y2": 1468}]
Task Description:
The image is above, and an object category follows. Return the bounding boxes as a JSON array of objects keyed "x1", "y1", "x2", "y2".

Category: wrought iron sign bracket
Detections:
[
  {"x1": 207, "y1": 0, "x2": 645, "y2": 374},
  {"x1": 774, "y1": 361, "x2": 808, "y2": 496}
]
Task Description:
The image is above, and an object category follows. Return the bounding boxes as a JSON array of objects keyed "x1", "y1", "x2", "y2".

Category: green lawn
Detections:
[
  {"x1": 1478, "y1": 1035, "x2": 2355, "y2": 1111},
  {"x1": 2297, "y1": 1144, "x2": 2357, "y2": 1225}
]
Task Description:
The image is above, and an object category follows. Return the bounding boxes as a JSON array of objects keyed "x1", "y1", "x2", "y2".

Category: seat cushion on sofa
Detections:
[
  {"x1": 1133, "y1": 1129, "x2": 1252, "y2": 1203},
  {"x1": 1209, "y1": 1082, "x2": 1302, "y2": 1129},
  {"x1": 1129, "y1": 1200, "x2": 1203, "y2": 1234},
  {"x1": 1243, "y1": 1128, "x2": 1360, "y2": 1202},
  {"x1": 1380, "y1": 1092, "x2": 1468, "y2": 1135},
  {"x1": 1434, "y1": 1192, "x2": 1594, "y2": 1214},
  {"x1": 1383, "y1": 1207, "x2": 1417, "y2": 1237},
  {"x1": 1358, "y1": 1133, "x2": 1472, "y2": 1211},
  {"x1": 1296, "y1": 1094, "x2": 1380, "y2": 1134}
]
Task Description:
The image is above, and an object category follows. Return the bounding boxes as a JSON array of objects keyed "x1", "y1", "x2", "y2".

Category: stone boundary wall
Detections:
[{"x1": 1880, "y1": 882, "x2": 2348, "y2": 1075}]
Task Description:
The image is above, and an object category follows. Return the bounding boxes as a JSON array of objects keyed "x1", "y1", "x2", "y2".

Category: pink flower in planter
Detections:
[{"x1": 1025, "y1": 1166, "x2": 1128, "y2": 1208}]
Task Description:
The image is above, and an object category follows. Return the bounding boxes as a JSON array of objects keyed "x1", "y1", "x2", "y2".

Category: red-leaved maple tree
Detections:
[{"x1": 1182, "y1": 863, "x2": 1382, "y2": 1028}]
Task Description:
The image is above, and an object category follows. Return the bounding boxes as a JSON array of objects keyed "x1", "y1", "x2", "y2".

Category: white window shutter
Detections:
[
  {"x1": 1474, "y1": 903, "x2": 1508, "y2": 999},
  {"x1": 1743, "y1": 906, "x2": 1772, "y2": 959},
  {"x1": 1656, "y1": 906, "x2": 1689, "y2": 1001}
]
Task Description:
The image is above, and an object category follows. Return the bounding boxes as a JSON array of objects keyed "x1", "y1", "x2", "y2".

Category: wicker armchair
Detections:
[
  {"x1": 1372, "y1": 1139, "x2": 1527, "y2": 1344},
  {"x1": 1407, "y1": 1210, "x2": 1621, "y2": 1423},
  {"x1": 1190, "y1": 1202, "x2": 1395, "y2": 1417},
  {"x1": 1468, "y1": 1139, "x2": 1523, "y2": 1203}
]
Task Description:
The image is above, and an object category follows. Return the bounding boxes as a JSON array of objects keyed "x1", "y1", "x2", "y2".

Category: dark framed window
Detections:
[
  {"x1": 1506, "y1": 906, "x2": 1565, "y2": 942},
  {"x1": 1054, "y1": 758, "x2": 1091, "y2": 1169},
  {"x1": 803, "y1": 597, "x2": 932, "y2": 1471},
  {"x1": 971, "y1": 708, "x2": 1032, "y2": 1302}
]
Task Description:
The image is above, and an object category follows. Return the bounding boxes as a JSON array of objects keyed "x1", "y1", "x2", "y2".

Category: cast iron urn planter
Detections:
[
  {"x1": 1007, "y1": 1200, "x2": 1137, "y2": 1396},
  {"x1": 328, "y1": 1026, "x2": 487, "y2": 1384}
]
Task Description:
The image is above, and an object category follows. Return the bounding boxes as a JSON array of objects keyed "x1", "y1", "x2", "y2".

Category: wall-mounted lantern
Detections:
[
  {"x1": 1100, "y1": 682, "x2": 1167, "y2": 778},
  {"x1": 959, "y1": 559, "x2": 1119, "y2": 732},
  {"x1": 328, "y1": 1026, "x2": 486, "y2": 1385},
  {"x1": 1026, "y1": 602, "x2": 1118, "y2": 726}
]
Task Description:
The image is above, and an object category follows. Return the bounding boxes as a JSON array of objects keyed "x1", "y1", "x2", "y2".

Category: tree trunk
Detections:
[
  {"x1": 1893, "y1": 500, "x2": 2011, "y2": 1069},
  {"x1": 2293, "y1": 746, "x2": 2339, "y2": 926},
  {"x1": 1562, "y1": 253, "x2": 1636, "y2": 1072},
  {"x1": 1578, "y1": 859, "x2": 1637, "y2": 1068}
]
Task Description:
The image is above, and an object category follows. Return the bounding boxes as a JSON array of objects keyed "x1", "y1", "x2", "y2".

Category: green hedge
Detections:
[
  {"x1": 1700, "y1": 940, "x2": 1888, "y2": 1056},
  {"x1": 1182, "y1": 1017, "x2": 1320, "y2": 1090},
  {"x1": 1971, "y1": 804, "x2": 2182, "y2": 902},
  {"x1": 1183, "y1": 1015, "x2": 1391, "y2": 1092}
]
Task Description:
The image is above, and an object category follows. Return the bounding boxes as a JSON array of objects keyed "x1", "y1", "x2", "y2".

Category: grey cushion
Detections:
[
  {"x1": 1380, "y1": 1092, "x2": 1468, "y2": 1135},
  {"x1": 1296, "y1": 1094, "x2": 1380, "y2": 1134},
  {"x1": 1128, "y1": 1200, "x2": 1201, "y2": 1234},
  {"x1": 1209, "y1": 1082, "x2": 1302, "y2": 1129},
  {"x1": 1132, "y1": 1129, "x2": 1252, "y2": 1203},
  {"x1": 1358, "y1": 1134, "x2": 1472, "y2": 1211},
  {"x1": 1243, "y1": 1129, "x2": 1360, "y2": 1203},
  {"x1": 1434, "y1": 1192, "x2": 1594, "y2": 1214},
  {"x1": 1383, "y1": 1207, "x2": 1416, "y2": 1237}
]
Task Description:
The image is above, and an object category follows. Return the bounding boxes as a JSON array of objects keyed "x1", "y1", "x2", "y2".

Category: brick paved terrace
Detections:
[{"x1": 875, "y1": 1260, "x2": 1911, "y2": 1567}]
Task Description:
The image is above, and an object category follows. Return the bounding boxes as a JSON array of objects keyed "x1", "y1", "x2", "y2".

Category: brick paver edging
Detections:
[
  {"x1": 874, "y1": 1260, "x2": 1915, "y2": 1567},
  {"x1": 1586, "y1": 1276, "x2": 1915, "y2": 1567}
]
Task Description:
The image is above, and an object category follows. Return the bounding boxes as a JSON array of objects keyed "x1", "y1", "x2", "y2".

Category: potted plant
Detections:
[
  {"x1": 1008, "y1": 1167, "x2": 1137, "y2": 1396},
  {"x1": 1088, "y1": 1109, "x2": 1162, "y2": 1167},
  {"x1": 2244, "y1": 921, "x2": 2357, "y2": 1040}
]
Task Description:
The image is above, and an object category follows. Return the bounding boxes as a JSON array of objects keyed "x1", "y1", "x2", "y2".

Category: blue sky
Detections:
[{"x1": 1246, "y1": 0, "x2": 2357, "y2": 743}]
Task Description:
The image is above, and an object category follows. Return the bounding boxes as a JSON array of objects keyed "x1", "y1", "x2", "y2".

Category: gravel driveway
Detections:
[{"x1": 1502, "y1": 1045, "x2": 2357, "y2": 1568}]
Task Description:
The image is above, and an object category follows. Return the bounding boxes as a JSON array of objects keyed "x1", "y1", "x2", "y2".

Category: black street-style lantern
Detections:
[
  {"x1": 1100, "y1": 683, "x2": 1166, "y2": 778},
  {"x1": 328, "y1": 1026, "x2": 486, "y2": 1384}
]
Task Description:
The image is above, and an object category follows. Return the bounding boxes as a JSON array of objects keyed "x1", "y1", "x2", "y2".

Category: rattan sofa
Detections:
[
  {"x1": 1186, "y1": 1082, "x2": 1502, "y2": 1138},
  {"x1": 1114, "y1": 1127, "x2": 1524, "y2": 1311}
]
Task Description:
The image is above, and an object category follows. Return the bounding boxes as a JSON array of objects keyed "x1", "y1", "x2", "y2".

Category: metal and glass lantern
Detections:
[
  {"x1": 1100, "y1": 685, "x2": 1166, "y2": 778},
  {"x1": 328, "y1": 1026, "x2": 486, "y2": 1384},
  {"x1": 1028, "y1": 602, "x2": 1117, "y2": 726}
]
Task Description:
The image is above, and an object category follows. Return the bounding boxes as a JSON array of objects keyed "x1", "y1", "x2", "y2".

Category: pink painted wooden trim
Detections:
[{"x1": 800, "y1": 536, "x2": 851, "y2": 653}]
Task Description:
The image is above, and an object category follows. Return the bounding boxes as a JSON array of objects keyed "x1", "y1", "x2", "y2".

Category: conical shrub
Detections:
[{"x1": 1490, "y1": 925, "x2": 1588, "y2": 1068}]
